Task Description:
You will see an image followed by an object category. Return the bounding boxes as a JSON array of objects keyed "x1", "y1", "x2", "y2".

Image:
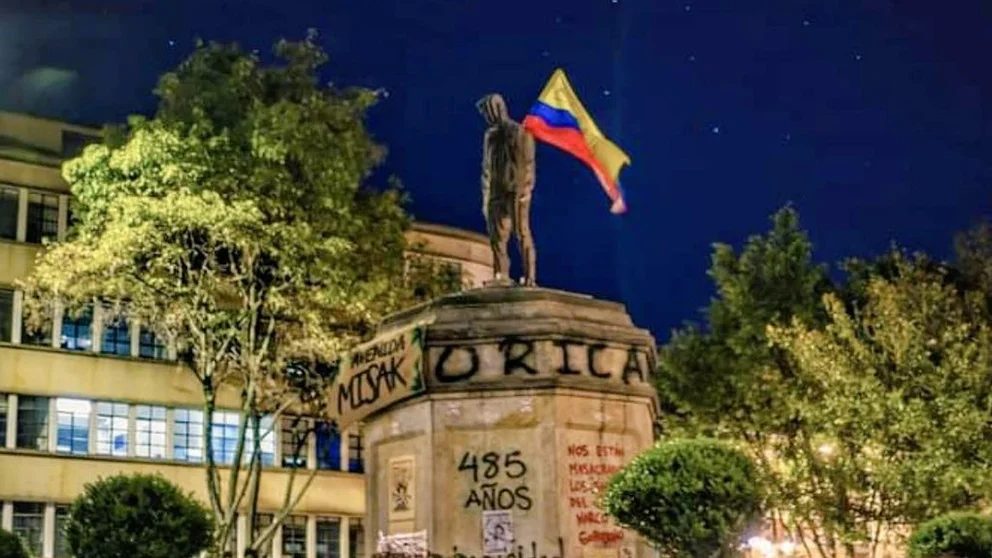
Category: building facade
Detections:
[{"x1": 0, "y1": 111, "x2": 493, "y2": 558}]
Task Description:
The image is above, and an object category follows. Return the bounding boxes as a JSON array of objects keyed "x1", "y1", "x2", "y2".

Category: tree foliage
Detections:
[
  {"x1": 21, "y1": 32, "x2": 457, "y2": 556},
  {"x1": 66, "y1": 473, "x2": 212, "y2": 558},
  {"x1": 0, "y1": 529, "x2": 28, "y2": 558},
  {"x1": 908, "y1": 512, "x2": 992, "y2": 558},
  {"x1": 602, "y1": 438, "x2": 763, "y2": 558},
  {"x1": 658, "y1": 208, "x2": 992, "y2": 557}
]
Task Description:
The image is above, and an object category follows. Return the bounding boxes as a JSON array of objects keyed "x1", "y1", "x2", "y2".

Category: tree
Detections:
[
  {"x1": 21, "y1": 33, "x2": 457, "y2": 556},
  {"x1": 66, "y1": 473, "x2": 212, "y2": 558},
  {"x1": 907, "y1": 513, "x2": 992, "y2": 558},
  {"x1": 602, "y1": 438, "x2": 763, "y2": 558},
  {"x1": 658, "y1": 208, "x2": 837, "y2": 551},
  {"x1": 659, "y1": 208, "x2": 992, "y2": 557},
  {"x1": 767, "y1": 253, "x2": 992, "y2": 555},
  {"x1": 0, "y1": 529, "x2": 29, "y2": 558}
]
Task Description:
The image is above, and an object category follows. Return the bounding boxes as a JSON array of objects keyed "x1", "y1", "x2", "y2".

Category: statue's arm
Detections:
[
  {"x1": 481, "y1": 129, "x2": 492, "y2": 218},
  {"x1": 520, "y1": 130, "x2": 536, "y2": 199}
]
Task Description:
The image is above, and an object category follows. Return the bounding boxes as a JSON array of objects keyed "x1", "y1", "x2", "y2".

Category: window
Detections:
[
  {"x1": 253, "y1": 513, "x2": 274, "y2": 558},
  {"x1": 0, "y1": 394, "x2": 7, "y2": 447},
  {"x1": 60, "y1": 305, "x2": 93, "y2": 351},
  {"x1": 101, "y1": 312, "x2": 130, "y2": 356},
  {"x1": 316, "y1": 518, "x2": 340, "y2": 558},
  {"x1": 245, "y1": 414, "x2": 275, "y2": 467},
  {"x1": 56, "y1": 398, "x2": 90, "y2": 455},
  {"x1": 281, "y1": 417, "x2": 309, "y2": 468},
  {"x1": 0, "y1": 186, "x2": 17, "y2": 240},
  {"x1": 16, "y1": 396, "x2": 49, "y2": 450},
  {"x1": 54, "y1": 505, "x2": 71, "y2": 558},
  {"x1": 173, "y1": 408, "x2": 204, "y2": 463},
  {"x1": 21, "y1": 309, "x2": 52, "y2": 347},
  {"x1": 282, "y1": 515, "x2": 307, "y2": 558},
  {"x1": 26, "y1": 191, "x2": 58, "y2": 244},
  {"x1": 211, "y1": 410, "x2": 240, "y2": 465},
  {"x1": 66, "y1": 198, "x2": 79, "y2": 236},
  {"x1": 95, "y1": 401, "x2": 129, "y2": 456},
  {"x1": 135, "y1": 405, "x2": 167, "y2": 458},
  {"x1": 12, "y1": 502, "x2": 45, "y2": 556},
  {"x1": 348, "y1": 432, "x2": 364, "y2": 473},
  {"x1": 315, "y1": 421, "x2": 341, "y2": 470},
  {"x1": 349, "y1": 519, "x2": 365, "y2": 558},
  {"x1": 0, "y1": 288, "x2": 13, "y2": 342},
  {"x1": 138, "y1": 326, "x2": 167, "y2": 359},
  {"x1": 62, "y1": 130, "x2": 99, "y2": 158}
]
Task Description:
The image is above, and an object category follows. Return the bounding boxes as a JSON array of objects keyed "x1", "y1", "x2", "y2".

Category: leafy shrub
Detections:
[
  {"x1": 602, "y1": 438, "x2": 763, "y2": 557},
  {"x1": 908, "y1": 512, "x2": 992, "y2": 558},
  {"x1": 0, "y1": 529, "x2": 28, "y2": 558},
  {"x1": 66, "y1": 473, "x2": 212, "y2": 558}
]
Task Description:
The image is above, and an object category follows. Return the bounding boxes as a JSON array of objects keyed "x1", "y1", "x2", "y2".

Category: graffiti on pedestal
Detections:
[
  {"x1": 458, "y1": 450, "x2": 532, "y2": 511},
  {"x1": 565, "y1": 442, "x2": 629, "y2": 554},
  {"x1": 433, "y1": 338, "x2": 652, "y2": 386}
]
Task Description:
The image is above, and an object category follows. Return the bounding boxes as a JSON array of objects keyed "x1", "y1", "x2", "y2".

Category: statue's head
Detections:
[{"x1": 476, "y1": 93, "x2": 509, "y2": 125}]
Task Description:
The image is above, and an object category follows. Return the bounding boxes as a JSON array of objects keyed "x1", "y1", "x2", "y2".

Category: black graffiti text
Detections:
[
  {"x1": 336, "y1": 355, "x2": 407, "y2": 414},
  {"x1": 463, "y1": 482, "x2": 533, "y2": 511}
]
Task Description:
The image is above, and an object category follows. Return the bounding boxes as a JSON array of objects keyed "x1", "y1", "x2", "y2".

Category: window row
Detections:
[
  {"x1": 0, "y1": 394, "x2": 364, "y2": 473},
  {"x1": 0, "y1": 185, "x2": 66, "y2": 245},
  {"x1": 0, "y1": 289, "x2": 168, "y2": 360},
  {"x1": 1, "y1": 500, "x2": 364, "y2": 558}
]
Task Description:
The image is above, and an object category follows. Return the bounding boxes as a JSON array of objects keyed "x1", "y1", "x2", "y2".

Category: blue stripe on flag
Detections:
[{"x1": 526, "y1": 101, "x2": 581, "y2": 130}]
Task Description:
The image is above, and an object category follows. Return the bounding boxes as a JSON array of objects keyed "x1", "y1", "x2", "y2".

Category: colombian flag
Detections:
[{"x1": 522, "y1": 69, "x2": 631, "y2": 214}]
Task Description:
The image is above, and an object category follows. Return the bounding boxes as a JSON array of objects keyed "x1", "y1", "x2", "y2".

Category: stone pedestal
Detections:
[{"x1": 362, "y1": 286, "x2": 657, "y2": 558}]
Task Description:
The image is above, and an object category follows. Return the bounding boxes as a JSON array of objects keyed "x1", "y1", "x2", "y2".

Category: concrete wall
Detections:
[
  {"x1": 0, "y1": 345, "x2": 242, "y2": 409},
  {"x1": 0, "y1": 159, "x2": 67, "y2": 192},
  {"x1": 0, "y1": 451, "x2": 364, "y2": 515},
  {"x1": 0, "y1": 111, "x2": 98, "y2": 156}
]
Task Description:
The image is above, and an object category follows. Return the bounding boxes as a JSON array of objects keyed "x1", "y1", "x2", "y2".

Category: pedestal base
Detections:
[{"x1": 362, "y1": 286, "x2": 658, "y2": 558}]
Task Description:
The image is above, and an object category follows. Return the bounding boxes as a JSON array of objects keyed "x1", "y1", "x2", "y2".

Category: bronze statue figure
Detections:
[{"x1": 477, "y1": 93, "x2": 537, "y2": 286}]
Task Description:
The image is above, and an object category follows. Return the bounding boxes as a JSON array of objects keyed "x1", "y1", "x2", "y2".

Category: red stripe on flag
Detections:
[{"x1": 522, "y1": 115, "x2": 626, "y2": 213}]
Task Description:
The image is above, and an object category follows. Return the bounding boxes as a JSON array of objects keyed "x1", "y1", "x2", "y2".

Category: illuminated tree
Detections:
[
  {"x1": 21, "y1": 32, "x2": 456, "y2": 557},
  {"x1": 659, "y1": 209, "x2": 992, "y2": 557},
  {"x1": 767, "y1": 252, "x2": 992, "y2": 555}
]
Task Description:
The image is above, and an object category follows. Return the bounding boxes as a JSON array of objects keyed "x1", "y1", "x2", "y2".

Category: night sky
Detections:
[{"x1": 2, "y1": 0, "x2": 990, "y2": 341}]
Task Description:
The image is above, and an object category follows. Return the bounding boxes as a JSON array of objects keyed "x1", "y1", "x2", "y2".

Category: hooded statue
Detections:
[{"x1": 477, "y1": 93, "x2": 537, "y2": 286}]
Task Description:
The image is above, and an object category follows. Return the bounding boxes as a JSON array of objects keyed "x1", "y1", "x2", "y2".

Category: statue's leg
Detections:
[
  {"x1": 514, "y1": 193, "x2": 536, "y2": 286},
  {"x1": 488, "y1": 197, "x2": 512, "y2": 280}
]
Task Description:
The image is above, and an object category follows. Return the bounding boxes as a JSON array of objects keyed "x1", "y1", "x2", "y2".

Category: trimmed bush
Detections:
[
  {"x1": 66, "y1": 473, "x2": 212, "y2": 558},
  {"x1": 602, "y1": 438, "x2": 763, "y2": 557},
  {"x1": 0, "y1": 529, "x2": 28, "y2": 558},
  {"x1": 908, "y1": 512, "x2": 992, "y2": 558}
]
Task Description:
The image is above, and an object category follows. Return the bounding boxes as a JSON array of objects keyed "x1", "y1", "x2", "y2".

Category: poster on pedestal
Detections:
[
  {"x1": 388, "y1": 455, "x2": 416, "y2": 523},
  {"x1": 482, "y1": 510, "x2": 514, "y2": 554}
]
